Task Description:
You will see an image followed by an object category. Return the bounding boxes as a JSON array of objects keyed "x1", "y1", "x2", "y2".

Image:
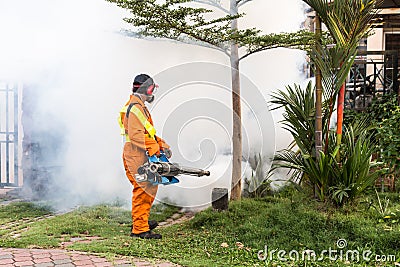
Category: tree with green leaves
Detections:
[{"x1": 106, "y1": 0, "x2": 315, "y2": 200}]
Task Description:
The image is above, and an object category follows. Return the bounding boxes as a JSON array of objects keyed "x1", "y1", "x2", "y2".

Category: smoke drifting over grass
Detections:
[{"x1": 0, "y1": 0, "x2": 307, "y2": 210}]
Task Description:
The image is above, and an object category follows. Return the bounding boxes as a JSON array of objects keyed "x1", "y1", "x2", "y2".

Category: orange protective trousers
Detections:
[{"x1": 123, "y1": 155, "x2": 158, "y2": 234}]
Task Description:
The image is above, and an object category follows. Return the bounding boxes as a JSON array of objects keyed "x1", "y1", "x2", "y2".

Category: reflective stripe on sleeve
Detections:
[{"x1": 118, "y1": 105, "x2": 129, "y2": 135}]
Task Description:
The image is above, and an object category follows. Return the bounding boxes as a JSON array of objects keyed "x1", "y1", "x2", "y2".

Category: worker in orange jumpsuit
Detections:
[{"x1": 119, "y1": 74, "x2": 172, "y2": 239}]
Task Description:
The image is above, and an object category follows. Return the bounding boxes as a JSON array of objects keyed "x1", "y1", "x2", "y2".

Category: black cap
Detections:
[
  {"x1": 132, "y1": 74, "x2": 156, "y2": 95},
  {"x1": 133, "y1": 74, "x2": 151, "y2": 86}
]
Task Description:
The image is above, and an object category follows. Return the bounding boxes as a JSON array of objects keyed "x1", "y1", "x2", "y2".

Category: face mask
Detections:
[{"x1": 146, "y1": 95, "x2": 155, "y2": 103}]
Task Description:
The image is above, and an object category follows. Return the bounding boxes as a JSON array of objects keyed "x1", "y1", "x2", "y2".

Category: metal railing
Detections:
[{"x1": 345, "y1": 50, "x2": 399, "y2": 110}]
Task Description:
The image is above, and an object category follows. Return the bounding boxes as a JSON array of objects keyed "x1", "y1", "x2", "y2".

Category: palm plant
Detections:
[
  {"x1": 331, "y1": 126, "x2": 385, "y2": 204},
  {"x1": 270, "y1": 84, "x2": 385, "y2": 205},
  {"x1": 270, "y1": 82, "x2": 330, "y2": 183},
  {"x1": 305, "y1": 0, "x2": 381, "y2": 151}
]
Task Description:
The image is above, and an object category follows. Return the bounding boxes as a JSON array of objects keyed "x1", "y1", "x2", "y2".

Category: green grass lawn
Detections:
[{"x1": 0, "y1": 192, "x2": 399, "y2": 267}]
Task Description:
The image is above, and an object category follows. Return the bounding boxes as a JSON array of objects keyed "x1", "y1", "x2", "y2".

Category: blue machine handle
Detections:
[{"x1": 148, "y1": 152, "x2": 179, "y2": 185}]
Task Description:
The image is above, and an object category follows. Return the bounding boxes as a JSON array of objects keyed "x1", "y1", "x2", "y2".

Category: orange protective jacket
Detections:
[{"x1": 119, "y1": 95, "x2": 169, "y2": 157}]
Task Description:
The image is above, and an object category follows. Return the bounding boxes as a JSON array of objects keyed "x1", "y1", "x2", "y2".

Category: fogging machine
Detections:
[{"x1": 135, "y1": 152, "x2": 210, "y2": 185}]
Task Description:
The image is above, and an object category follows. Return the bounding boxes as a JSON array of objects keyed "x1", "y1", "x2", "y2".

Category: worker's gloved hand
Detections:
[
  {"x1": 147, "y1": 143, "x2": 161, "y2": 157},
  {"x1": 162, "y1": 148, "x2": 172, "y2": 159}
]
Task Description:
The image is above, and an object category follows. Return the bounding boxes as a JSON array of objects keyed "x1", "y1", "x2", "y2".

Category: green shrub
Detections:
[{"x1": 345, "y1": 93, "x2": 400, "y2": 177}]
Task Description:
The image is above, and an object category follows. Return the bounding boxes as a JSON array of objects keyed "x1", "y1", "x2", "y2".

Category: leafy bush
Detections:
[
  {"x1": 344, "y1": 93, "x2": 400, "y2": 178},
  {"x1": 376, "y1": 109, "x2": 400, "y2": 175},
  {"x1": 270, "y1": 83, "x2": 385, "y2": 206}
]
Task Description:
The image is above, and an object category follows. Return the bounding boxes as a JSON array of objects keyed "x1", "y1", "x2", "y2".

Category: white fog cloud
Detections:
[{"x1": 0, "y1": 0, "x2": 307, "y2": 209}]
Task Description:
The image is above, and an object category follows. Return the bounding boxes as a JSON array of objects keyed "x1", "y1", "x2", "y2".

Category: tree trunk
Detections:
[
  {"x1": 314, "y1": 14, "x2": 323, "y2": 199},
  {"x1": 336, "y1": 82, "x2": 345, "y2": 159},
  {"x1": 229, "y1": 0, "x2": 242, "y2": 201},
  {"x1": 315, "y1": 15, "x2": 323, "y2": 160}
]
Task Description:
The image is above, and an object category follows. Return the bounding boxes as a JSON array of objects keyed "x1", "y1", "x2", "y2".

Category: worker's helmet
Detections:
[{"x1": 132, "y1": 74, "x2": 158, "y2": 97}]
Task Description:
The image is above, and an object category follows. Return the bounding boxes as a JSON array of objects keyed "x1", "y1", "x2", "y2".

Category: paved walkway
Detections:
[
  {"x1": 0, "y1": 188, "x2": 186, "y2": 267},
  {"x1": 0, "y1": 248, "x2": 179, "y2": 267}
]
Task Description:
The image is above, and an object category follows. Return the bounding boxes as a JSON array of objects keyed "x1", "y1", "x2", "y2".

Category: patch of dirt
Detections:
[{"x1": 158, "y1": 210, "x2": 195, "y2": 228}]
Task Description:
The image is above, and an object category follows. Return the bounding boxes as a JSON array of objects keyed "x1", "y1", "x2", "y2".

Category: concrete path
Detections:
[{"x1": 0, "y1": 248, "x2": 180, "y2": 267}]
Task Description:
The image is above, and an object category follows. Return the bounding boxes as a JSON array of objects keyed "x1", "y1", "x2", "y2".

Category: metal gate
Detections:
[{"x1": 0, "y1": 82, "x2": 20, "y2": 187}]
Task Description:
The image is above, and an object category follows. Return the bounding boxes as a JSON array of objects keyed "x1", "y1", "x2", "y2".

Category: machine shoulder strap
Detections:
[
  {"x1": 126, "y1": 102, "x2": 141, "y2": 118},
  {"x1": 126, "y1": 102, "x2": 156, "y2": 138}
]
